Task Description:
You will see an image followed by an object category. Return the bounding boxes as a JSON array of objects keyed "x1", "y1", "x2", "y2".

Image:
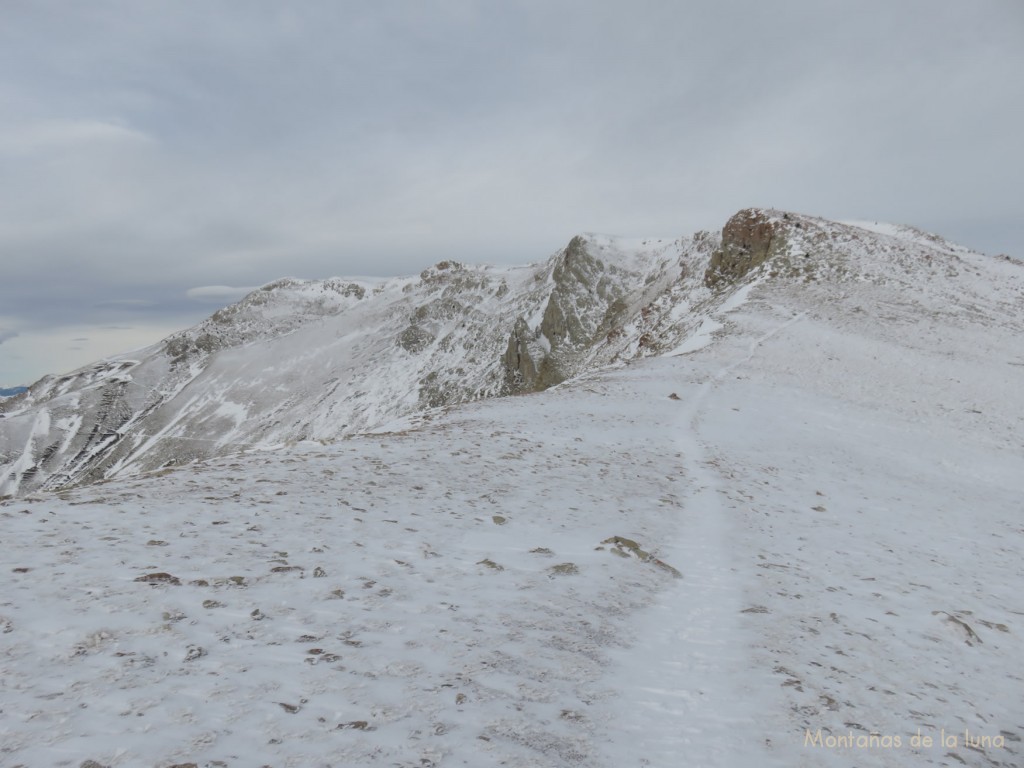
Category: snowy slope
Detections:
[{"x1": 1, "y1": 210, "x2": 1022, "y2": 767}]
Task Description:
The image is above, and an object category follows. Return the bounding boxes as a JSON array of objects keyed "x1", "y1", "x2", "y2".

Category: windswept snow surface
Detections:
[{"x1": 2, "y1": 253, "x2": 1023, "y2": 767}]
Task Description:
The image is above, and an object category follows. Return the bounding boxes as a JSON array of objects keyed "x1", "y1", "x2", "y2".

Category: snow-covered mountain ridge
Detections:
[{"x1": 1, "y1": 208, "x2": 1021, "y2": 498}]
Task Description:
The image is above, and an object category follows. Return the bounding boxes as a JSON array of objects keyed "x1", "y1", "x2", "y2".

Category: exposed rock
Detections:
[
  {"x1": 503, "y1": 235, "x2": 649, "y2": 393},
  {"x1": 548, "y1": 562, "x2": 579, "y2": 576},
  {"x1": 601, "y1": 535, "x2": 682, "y2": 578},
  {"x1": 502, "y1": 317, "x2": 542, "y2": 393},
  {"x1": 336, "y1": 720, "x2": 376, "y2": 731},
  {"x1": 397, "y1": 324, "x2": 435, "y2": 354},
  {"x1": 420, "y1": 259, "x2": 466, "y2": 282},
  {"x1": 705, "y1": 208, "x2": 787, "y2": 287},
  {"x1": 134, "y1": 572, "x2": 181, "y2": 585}
]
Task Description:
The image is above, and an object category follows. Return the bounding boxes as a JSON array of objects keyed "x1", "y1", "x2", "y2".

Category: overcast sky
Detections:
[{"x1": 1, "y1": 1, "x2": 1021, "y2": 386}]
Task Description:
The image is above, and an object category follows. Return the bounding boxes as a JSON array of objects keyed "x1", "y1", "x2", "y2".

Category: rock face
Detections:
[
  {"x1": 503, "y1": 235, "x2": 643, "y2": 392},
  {"x1": 502, "y1": 317, "x2": 541, "y2": 392},
  {"x1": 1, "y1": 207, "x2": 1002, "y2": 497},
  {"x1": 704, "y1": 208, "x2": 787, "y2": 287}
]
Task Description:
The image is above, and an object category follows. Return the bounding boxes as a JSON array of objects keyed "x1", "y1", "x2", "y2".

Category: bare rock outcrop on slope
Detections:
[
  {"x1": 503, "y1": 235, "x2": 646, "y2": 393},
  {"x1": 704, "y1": 208, "x2": 789, "y2": 287}
]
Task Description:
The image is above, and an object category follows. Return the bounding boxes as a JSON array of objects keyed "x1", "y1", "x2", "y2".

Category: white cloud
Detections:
[{"x1": 0, "y1": 119, "x2": 153, "y2": 157}]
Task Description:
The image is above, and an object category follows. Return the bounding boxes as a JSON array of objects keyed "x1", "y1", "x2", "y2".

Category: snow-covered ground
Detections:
[{"x1": 2, "y1": 255, "x2": 1021, "y2": 767}]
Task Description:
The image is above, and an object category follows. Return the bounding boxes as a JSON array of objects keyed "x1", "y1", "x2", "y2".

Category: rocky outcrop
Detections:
[
  {"x1": 704, "y1": 208, "x2": 788, "y2": 287},
  {"x1": 502, "y1": 235, "x2": 654, "y2": 393},
  {"x1": 502, "y1": 317, "x2": 543, "y2": 393}
]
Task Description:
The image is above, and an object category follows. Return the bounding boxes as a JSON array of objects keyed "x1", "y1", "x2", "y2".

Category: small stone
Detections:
[
  {"x1": 134, "y1": 572, "x2": 181, "y2": 585},
  {"x1": 548, "y1": 562, "x2": 579, "y2": 576},
  {"x1": 336, "y1": 720, "x2": 374, "y2": 731}
]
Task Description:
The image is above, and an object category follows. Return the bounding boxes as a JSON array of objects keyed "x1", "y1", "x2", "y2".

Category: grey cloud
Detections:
[
  {"x1": 94, "y1": 299, "x2": 157, "y2": 309},
  {"x1": 0, "y1": 330, "x2": 18, "y2": 345},
  {"x1": 186, "y1": 286, "x2": 259, "y2": 303},
  {"x1": 0, "y1": 119, "x2": 153, "y2": 157}
]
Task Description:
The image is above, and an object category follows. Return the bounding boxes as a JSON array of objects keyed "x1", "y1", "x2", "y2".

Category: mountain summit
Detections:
[{"x1": 1, "y1": 208, "x2": 1020, "y2": 498}]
